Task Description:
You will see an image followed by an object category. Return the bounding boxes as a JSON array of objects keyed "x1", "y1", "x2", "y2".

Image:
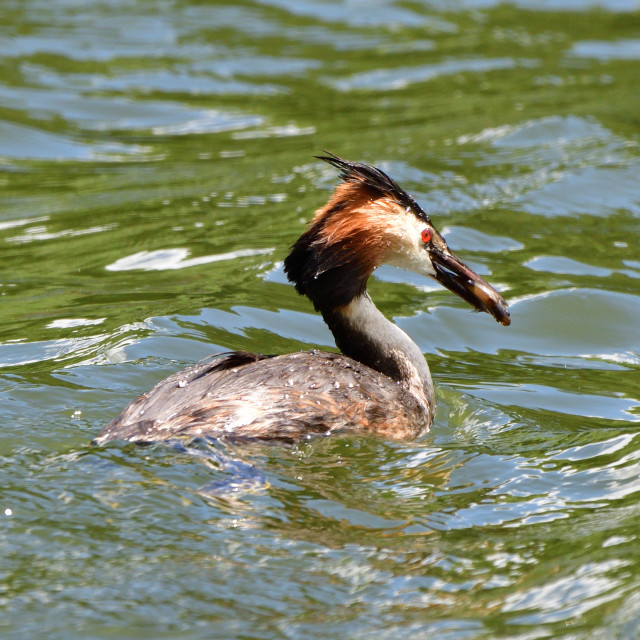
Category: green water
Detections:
[{"x1": 1, "y1": 1, "x2": 640, "y2": 638}]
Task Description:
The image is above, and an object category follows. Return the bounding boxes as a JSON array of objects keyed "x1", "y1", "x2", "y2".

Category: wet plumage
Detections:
[{"x1": 96, "y1": 350, "x2": 431, "y2": 443}]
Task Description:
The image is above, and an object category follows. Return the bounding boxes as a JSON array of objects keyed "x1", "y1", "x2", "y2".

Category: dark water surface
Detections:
[{"x1": 2, "y1": 1, "x2": 640, "y2": 638}]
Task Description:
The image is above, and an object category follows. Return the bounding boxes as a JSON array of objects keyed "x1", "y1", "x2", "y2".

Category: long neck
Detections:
[{"x1": 322, "y1": 293, "x2": 434, "y2": 412}]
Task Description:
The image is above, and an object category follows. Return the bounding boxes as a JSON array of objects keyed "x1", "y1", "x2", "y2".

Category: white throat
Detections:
[{"x1": 328, "y1": 294, "x2": 434, "y2": 413}]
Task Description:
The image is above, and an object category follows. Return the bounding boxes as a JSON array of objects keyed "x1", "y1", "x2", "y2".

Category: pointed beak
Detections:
[{"x1": 430, "y1": 249, "x2": 510, "y2": 326}]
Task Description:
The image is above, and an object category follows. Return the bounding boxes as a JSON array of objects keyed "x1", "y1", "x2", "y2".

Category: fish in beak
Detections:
[{"x1": 430, "y1": 248, "x2": 510, "y2": 326}]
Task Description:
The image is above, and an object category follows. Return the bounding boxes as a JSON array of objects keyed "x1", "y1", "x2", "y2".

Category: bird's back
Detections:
[{"x1": 94, "y1": 350, "x2": 431, "y2": 444}]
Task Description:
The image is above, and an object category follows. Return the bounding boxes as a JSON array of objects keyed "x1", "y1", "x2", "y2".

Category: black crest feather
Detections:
[{"x1": 315, "y1": 152, "x2": 430, "y2": 223}]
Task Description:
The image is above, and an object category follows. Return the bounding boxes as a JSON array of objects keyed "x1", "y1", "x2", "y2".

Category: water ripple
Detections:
[{"x1": 329, "y1": 57, "x2": 529, "y2": 92}]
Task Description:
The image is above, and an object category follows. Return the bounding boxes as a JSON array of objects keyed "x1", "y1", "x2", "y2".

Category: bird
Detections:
[{"x1": 94, "y1": 153, "x2": 510, "y2": 446}]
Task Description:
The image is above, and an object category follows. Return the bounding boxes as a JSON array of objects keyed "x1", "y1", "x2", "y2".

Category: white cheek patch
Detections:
[{"x1": 384, "y1": 214, "x2": 437, "y2": 276}]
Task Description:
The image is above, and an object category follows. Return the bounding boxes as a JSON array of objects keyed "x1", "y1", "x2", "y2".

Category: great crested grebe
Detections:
[{"x1": 94, "y1": 153, "x2": 509, "y2": 445}]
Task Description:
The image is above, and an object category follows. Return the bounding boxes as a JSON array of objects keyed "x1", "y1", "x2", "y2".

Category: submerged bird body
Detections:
[
  {"x1": 97, "y1": 349, "x2": 431, "y2": 443},
  {"x1": 95, "y1": 154, "x2": 509, "y2": 445}
]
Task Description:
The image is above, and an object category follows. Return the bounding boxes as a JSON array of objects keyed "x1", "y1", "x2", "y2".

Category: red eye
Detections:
[{"x1": 421, "y1": 228, "x2": 432, "y2": 244}]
